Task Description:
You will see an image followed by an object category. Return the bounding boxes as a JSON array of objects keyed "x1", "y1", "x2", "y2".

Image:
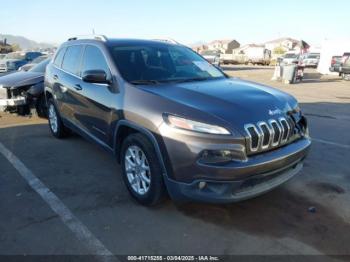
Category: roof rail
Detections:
[
  {"x1": 67, "y1": 35, "x2": 108, "y2": 42},
  {"x1": 152, "y1": 38, "x2": 181, "y2": 45}
]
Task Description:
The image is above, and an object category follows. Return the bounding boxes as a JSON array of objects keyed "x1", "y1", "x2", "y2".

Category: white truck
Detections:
[
  {"x1": 243, "y1": 47, "x2": 271, "y2": 65},
  {"x1": 220, "y1": 53, "x2": 247, "y2": 65},
  {"x1": 220, "y1": 46, "x2": 271, "y2": 65}
]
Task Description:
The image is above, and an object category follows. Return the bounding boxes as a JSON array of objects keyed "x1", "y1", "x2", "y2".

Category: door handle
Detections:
[
  {"x1": 53, "y1": 74, "x2": 58, "y2": 80},
  {"x1": 74, "y1": 84, "x2": 82, "y2": 91}
]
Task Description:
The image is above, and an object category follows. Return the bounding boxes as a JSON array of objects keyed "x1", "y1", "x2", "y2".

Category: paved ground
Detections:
[{"x1": 0, "y1": 67, "x2": 349, "y2": 259}]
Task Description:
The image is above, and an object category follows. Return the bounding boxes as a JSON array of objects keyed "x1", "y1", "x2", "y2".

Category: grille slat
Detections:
[{"x1": 245, "y1": 117, "x2": 293, "y2": 153}]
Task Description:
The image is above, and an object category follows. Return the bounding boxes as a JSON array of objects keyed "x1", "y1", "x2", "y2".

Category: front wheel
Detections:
[
  {"x1": 120, "y1": 133, "x2": 166, "y2": 206},
  {"x1": 343, "y1": 73, "x2": 350, "y2": 81},
  {"x1": 47, "y1": 98, "x2": 70, "y2": 138}
]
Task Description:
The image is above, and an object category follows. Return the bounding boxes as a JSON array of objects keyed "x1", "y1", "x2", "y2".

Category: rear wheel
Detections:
[
  {"x1": 343, "y1": 73, "x2": 350, "y2": 81},
  {"x1": 47, "y1": 98, "x2": 70, "y2": 138},
  {"x1": 120, "y1": 133, "x2": 165, "y2": 206}
]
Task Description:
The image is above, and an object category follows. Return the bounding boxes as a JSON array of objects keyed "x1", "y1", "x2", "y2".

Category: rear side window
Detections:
[
  {"x1": 54, "y1": 48, "x2": 66, "y2": 67},
  {"x1": 62, "y1": 45, "x2": 83, "y2": 75},
  {"x1": 81, "y1": 45, "x2": 110, "y2": 77}
]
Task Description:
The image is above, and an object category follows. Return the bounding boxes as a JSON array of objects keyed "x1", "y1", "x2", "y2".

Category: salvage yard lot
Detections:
[{"x1": 0, "y1": 66, "x2": 350, "y2": 258}]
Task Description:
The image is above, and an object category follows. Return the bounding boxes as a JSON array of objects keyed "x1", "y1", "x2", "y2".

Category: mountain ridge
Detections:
[{"x1": 0, "y1": 34, "x2": 56, "y2": 50}]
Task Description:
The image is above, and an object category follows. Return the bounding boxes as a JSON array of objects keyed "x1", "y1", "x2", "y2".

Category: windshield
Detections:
[
  {"x1": 109, "y1": 44, "x2": 225, "y2": 84},
  {"x1": 29, "y1": 58, "x2": 50, "y2": 73},
  {"x1": 284, "y1": 53, "x2": 298, "y2": 58}
]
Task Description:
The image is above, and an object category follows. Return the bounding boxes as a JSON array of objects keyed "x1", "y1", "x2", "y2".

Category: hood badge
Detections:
[{"x1": 268, "y1": 108, "x2": 283, "y2": 116}]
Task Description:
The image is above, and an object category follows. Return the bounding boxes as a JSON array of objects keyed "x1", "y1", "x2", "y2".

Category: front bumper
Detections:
[
  {"x1": 165, "y1": 160, "x2": 304, "y2": 203},
  {"x1": 160, "y1": 121, "x2": 311, "y2": 202},
  {"x1": 0, "y1": 97, "x2": 27, "y2": 107}
]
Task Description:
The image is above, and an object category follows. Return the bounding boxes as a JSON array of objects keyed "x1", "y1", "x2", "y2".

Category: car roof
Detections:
[{"x1": 63, "y1": 38, "x2": 179, "y2": 48}]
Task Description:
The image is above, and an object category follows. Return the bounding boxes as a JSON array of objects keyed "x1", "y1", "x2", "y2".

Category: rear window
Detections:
[
  {"x1": 61, "y1": 45, "x2": 83, "y2": 75},
  {"x1": 54, "y1": 48, "x2": 66, "y2": 67},
  {"x1": 26, "y1": 52, "x2": 42, "y2": 61}
]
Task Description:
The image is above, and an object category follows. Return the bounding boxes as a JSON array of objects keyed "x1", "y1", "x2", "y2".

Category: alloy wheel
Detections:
[
  {"x1": 48, "y1": 104, "x2": 58, "y2": 133},
  {"x1": 124, "y1": 145, "x2": 151, "y2": 195}
]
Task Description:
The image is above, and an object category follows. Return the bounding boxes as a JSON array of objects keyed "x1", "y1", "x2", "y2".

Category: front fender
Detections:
[
  {"x1": 113, "y1": 120, "x2": 168, "y2": 177},
  {"x1": 27, "y1": 82, "x2": 44, "y2": 97}
]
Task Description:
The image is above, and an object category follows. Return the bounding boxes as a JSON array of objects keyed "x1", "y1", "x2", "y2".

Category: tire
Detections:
[
  {"x1": 47, "y1": 98, "x2": 70, "y2": 138},
  {"x1": 35, "y1": 95, "x2": 47, "y2": 118},
  {"x1": 120, "y1": 133, "x2": 166, "y2": 206},
  {"x1": 17, "y1": 105, "x2": 30, "y2": 116},
  {"x1": 343, "y1": 73, "x2": 350, "y2": 81}
]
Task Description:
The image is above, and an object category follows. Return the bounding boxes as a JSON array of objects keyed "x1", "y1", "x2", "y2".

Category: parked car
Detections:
[
  {"x1": 0, "y1": 51, "x2": 42, "y2": 72},
  {"x1": 45, "y1": 36, "x2": 311, "y2": 206},
  {"x1": 0, "y1": 58, "x2": 50, "y2": 116},
  {"x1": 18, "y1": 55, "x2": 50, "y2": 71},
  {"x1": 200, "y1": 50, "x2": 221, "y2": 67},
  {"x1": 282, "y1": 52, "x2": 300, "y2": 65},
  {"x1": 329, "y1": 55, "x2": 342, "y2": 72},
  {"x1": 340, "y1": 53, "x2": 350, "y2": 81},
  {"x1": 302, "y1": 53, "x2": 320, "y2": 68}
]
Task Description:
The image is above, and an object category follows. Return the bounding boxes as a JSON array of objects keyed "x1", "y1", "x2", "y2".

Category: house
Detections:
[
  {"x1": 264, "y1": 37, "x2": 299, "y2": 54},
  {"x1": 191, "y1": 44, "x2": 208, "y2": 54},
  {"x1": 207, "y1": 39, "x2": 240, "y2": 54}
]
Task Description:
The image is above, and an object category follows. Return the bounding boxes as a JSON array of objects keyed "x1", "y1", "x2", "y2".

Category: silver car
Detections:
[{"x1": 302, "y1": 53, "x2": 320, "y2": 68}]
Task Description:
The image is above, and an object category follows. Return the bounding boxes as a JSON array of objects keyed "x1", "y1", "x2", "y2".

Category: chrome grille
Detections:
[{"x1": 245, "y1": 117, "x2": 293, "y2": 153}]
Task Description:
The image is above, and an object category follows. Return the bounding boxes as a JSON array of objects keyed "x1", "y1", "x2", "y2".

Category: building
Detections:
[
  {"x1": 264, "y1": 37, "x2": 299, "y2": 53},
  {"x1": 191, "y1": 44, "x2": 208, "y2": 54},
  {"x1": 207, "y1": 39, "x2": 240, "y2": 54},
  {"x1": 0, "y1": 38, "x2": 12, "y2": 54}
]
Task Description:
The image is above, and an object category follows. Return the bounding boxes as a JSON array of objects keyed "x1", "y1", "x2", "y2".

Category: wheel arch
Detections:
[{"x1": 113, "y1": 120, "x2": 169, "y2": 178}]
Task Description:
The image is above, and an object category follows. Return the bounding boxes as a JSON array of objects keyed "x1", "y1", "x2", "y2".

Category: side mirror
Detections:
[{"x1": 82, "y1": 70, "x2": 109, "y2": 84}]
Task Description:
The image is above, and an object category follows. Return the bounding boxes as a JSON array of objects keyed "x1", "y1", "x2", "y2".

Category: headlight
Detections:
[{"x1": 164, "y1": 114, "x2": 231, "y2": 135}]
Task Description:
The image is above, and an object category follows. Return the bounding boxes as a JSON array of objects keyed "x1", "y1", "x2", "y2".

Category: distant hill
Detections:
[{"x1": 0, "y1": 34, "x2": 55, "y2": 50}]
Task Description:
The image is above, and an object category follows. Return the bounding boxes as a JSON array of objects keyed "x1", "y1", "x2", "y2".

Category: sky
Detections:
[{"x1": 1, "y1": 0, "x2": 349, "y2": 46}]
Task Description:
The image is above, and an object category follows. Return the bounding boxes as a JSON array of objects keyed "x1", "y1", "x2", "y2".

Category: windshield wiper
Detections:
[
  {"x1": 169, "y1": 77, "x2": 215, "y2": 83},
  {"x1": 130, "y1": 80, "x2": 161, "y2": 85}
]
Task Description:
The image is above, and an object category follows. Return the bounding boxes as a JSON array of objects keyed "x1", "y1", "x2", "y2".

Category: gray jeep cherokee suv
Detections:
[{"x1": 45, "y1": 35, "x2": 311, "y2": 205}]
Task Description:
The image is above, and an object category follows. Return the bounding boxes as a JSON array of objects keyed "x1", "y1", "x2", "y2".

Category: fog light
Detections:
[
  {"x1": 198, "y1": 182, "x2": 206, "y2": 189},
  {"x1": 200, "y1": 150, "x2": 235, "y2": 164}
]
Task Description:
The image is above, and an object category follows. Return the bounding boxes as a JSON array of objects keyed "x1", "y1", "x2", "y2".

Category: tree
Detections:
[
  {"x1": 11, "y1": 44, "x2": 21, "y2": 51},
  {"x1": 273, "y1": 46, "x2": 286, "y2": 55}
]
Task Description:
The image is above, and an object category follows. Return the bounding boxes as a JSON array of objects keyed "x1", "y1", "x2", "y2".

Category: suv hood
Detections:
[
  {"x1": 0, "y1": 71, "x2": 43, "y2": 89},
  {"x1": 142, "y1": 78, "x2": 298, "y2": 130}
]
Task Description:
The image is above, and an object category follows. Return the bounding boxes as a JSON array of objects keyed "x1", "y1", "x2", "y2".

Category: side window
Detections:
[
  {"x1": 81, "y1": 45, "x2": 110, "y2": 78},
  {"x1": 53, "y1": 48, "x2": 66, "y2": 67},
  {"x1": 62, "y1": 45, "x2": 83, "y2": 75}
]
